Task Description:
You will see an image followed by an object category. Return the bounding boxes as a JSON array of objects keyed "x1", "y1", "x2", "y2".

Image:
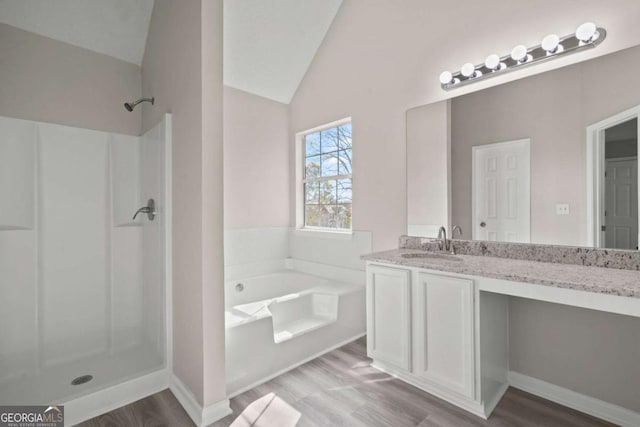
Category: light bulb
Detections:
[
  {"x1": 576, "y1": 22, "x2": 598, "y2": 43},
  {"x1": 461, "y1": 63, "x2": 477, "y2": 78},
  {"x1": 510, "y1": 45, "x2": 530, "y2": 63},
  {"x1": 484, "y1": 54, "x2": 504, "y2": 71},
  {"x1": 439, "y1": 71, "x2": 453, "y2": 85},
  {"x1": 541, "y1": 34, "x2": 563, "y2": 54}
]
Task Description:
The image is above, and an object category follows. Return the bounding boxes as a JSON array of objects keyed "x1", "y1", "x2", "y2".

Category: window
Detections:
[{"x1": 300, "y1": 120, "x2": 352, "y2": 231}]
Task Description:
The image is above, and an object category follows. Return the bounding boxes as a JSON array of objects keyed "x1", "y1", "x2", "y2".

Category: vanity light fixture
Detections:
[
  {"x1": 510, "y1": 45, "x2": 531, "y2": 63},
  {"x1": 439, "y1": 70, "x2": 457, "y2": 85},
  {"x1": 439, "y1": 22, "x2": 606, "y2": 91},
  {"x1": 575, "y1": 22, "x2": 599, "y2": 44},
  {"x1": 484, "y1": 54, "x2": 505, "y2": 72},
  {"x1": 461, "y1": 62, "x2": 481, "y2": 79},
  {"x1": 541, "y1": 34, "x2": 563, "y2": 54}
]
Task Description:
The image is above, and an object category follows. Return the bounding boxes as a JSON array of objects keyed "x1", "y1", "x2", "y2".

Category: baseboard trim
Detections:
[
  {"x1": 484, "y1": 382, "x2": 509, "y2": 416},
  {"x1": 227, "y1": 332, "x2": 366, "y2": 398},
  {"x1": 169, "y1": 374, "x2": 231, "y2": 427},
  {"x1": 508, "y1": 371, "x2": 640, "y2": 427},
  {"x1": 202, "y1": 399, "x2": 233, "y2": 426},
  {"x1": 63, "y1": 369, "x2": 169, "y2": 426}
]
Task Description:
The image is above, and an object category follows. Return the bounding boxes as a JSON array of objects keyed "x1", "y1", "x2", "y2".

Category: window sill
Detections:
[{"x1": 294, "y1": 228, "x2": 354, "y2": 240}]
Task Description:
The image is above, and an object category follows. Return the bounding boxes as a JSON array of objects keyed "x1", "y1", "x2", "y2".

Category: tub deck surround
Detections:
[
  {"x1": 224, "y1": 263, "x2": 366, "y2": 396},
  {"x1": 362, "y1": 248, "x2": 640, "y2": 298},
  {"x1": 226, "y1": 272, "x2": 362, "y2": 343}
]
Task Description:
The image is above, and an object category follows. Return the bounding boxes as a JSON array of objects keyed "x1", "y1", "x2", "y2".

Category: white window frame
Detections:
[{"x1": 295, "y1": 117, "x2": 353, "y2": 236}]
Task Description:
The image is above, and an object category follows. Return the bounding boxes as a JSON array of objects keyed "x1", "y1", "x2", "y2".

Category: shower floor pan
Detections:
[{"x1": 0, "y1": 344, "x2": 163, "y2": 406}]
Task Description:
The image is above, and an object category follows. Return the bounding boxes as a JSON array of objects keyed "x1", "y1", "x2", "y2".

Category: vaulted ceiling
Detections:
[
  {"x1": 223, "y1": 0, "x2": 343, "y2": 104},
  {"x1": 0, "y1": 0, "x2": 342, "y2": 103},
  {"x1": 0, "y1": 0, "x2": 154, "y2": 65}
]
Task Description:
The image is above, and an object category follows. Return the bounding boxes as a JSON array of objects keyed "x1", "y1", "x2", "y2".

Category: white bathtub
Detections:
[{"x1": 225, "y1": 268, "x2": 365, "y2": 395}]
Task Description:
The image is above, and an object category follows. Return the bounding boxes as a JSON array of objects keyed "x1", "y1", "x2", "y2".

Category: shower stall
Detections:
[{"x1": 0, "y1": 114, "x2": 171, "y2": 423}]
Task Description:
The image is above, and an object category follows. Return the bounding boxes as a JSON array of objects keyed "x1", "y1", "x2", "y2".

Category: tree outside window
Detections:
[{"x1": 303, "y1": 122, "x2": 352, "y2": 230}]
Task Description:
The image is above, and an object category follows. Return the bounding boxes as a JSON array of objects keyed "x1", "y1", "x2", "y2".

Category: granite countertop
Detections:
[{"x1": 362, "y1": 249, "x2": 640, "y2": 299}]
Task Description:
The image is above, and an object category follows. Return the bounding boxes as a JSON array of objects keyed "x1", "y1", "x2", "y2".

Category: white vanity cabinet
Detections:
[
  {"x1": 365, "y1": 258, "x2": 640, "y2": 425},
  {"x1": 365, "y1": 262, "x2": 501, "y2": 419},
  {"x1": 365, "y1": 264, "x2": 412, "y2": 371},
  {"x1": 412, "y1": 272, "x2": 475, "y2": 399}
]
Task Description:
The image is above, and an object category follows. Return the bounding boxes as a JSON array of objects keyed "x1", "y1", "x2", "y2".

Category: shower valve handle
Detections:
[{"x1": 133, "y1": 199, "x2": 156, "y2": 221}]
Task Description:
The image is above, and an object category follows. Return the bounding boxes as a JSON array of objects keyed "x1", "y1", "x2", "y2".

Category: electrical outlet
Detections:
[{"x1": 556, "y1": 203, "x2": 570, "y2": 215}]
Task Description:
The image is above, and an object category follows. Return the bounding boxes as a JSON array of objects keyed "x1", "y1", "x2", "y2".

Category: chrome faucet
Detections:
[
  {"x1": 437, "y1": 226, "x2": 449, "y2": 252},
  {"x1": 450, "y1": 225, "x2": 463, "y2": 254},
  {"x1": 437, "y1": 226, "x2": 463, "y2": 254}
]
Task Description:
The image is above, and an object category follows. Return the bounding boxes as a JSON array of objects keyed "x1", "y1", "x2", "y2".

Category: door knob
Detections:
[
  {"x1": 480, "y1": 221, "x2": 486, "y2": 228},
  {"x1": 133, "y1": 199, "x2": 156, "y2": 221}
]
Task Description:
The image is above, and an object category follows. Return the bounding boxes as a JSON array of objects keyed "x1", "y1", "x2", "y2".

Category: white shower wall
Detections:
[{"x1": 0, "y1": 115, "x2": 166, "y2": 390}]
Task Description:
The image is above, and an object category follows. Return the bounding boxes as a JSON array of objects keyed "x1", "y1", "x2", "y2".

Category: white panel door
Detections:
[
  {"x1": 473, "y1": 139, "x2": 530, "y2": 243},
  {"x1": 366, "y1": 265, "x2": 411, "y2": 371},
  {"x1": 413, "y1": 272, "x2": 475, "y2": 399},
  {"x1": 605, "y1": 158, "x2": 638, "y2": 250}
]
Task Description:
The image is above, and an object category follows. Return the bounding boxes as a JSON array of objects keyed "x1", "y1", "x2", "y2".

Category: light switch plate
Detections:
[{"x1": 556, "y1": 203, "x2": 570, "y2": 215}]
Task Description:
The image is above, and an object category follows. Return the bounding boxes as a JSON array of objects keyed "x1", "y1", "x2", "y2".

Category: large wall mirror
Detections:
[{"x1": 407, "y1": 45, "x2": 640, "y2": 250}]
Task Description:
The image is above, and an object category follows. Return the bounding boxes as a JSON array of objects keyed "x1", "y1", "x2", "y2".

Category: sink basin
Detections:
[{"x1": 400, "y1": 252, "x2": 463, "y2": 262}]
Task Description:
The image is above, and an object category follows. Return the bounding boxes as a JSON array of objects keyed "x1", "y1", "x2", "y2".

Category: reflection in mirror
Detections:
[
  {"x1": 406, "y1": 102, "x2": 451, "y2": 238},
  {"x1": 407, "y1": 45, "x2": 640, "y2": 249},
  {"x1": 604, "y1": 120, "x2": 638, "y2": 249},
  {"x1": 471, "y1": 139, "x2": 530, "y2": 243},
  {"x1": 588, "y1": 115, "x2": 638, "y2": 250}
]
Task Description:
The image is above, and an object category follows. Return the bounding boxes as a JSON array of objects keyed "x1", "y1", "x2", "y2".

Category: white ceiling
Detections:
[
  {"x1": 224, "y1": 0, "x2": 343, "y2": 104},
  {"x1": 0, "y1": 0, "x2": 154, "y2": 65}
]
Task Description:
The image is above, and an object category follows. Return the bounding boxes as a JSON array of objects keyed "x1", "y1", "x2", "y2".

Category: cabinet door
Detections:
[
  {"x1": 413, "y1": 272, "x2": 475, "y2": 399},
  {"x1": 366, "y1": 265, "x2": 411, "y2": 371}
]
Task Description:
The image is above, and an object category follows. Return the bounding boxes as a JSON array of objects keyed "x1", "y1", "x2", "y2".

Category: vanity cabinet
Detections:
[
  {"x1": 366, "y1": 265, "x2": 476, "y2": 396},
  {"x1": 365, "y1": 257, "x2": 640, "y2": 425},
  {"x1": 366, "y1": 262, "x2": 490, "y2": 419},
  {"x1": 412, "y1": 272, "x2": 475, "y2": 399},
  {"x1": 365, "y1": 264, "x2": 411, "y2": 371}
]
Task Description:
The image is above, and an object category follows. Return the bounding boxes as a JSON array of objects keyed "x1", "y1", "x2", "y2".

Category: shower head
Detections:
[{"x1": 124, "y1": 97, "x2": 154, "y2": 112}]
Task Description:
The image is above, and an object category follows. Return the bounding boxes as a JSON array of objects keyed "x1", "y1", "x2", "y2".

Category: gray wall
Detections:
[
  {"x1": 223, "y1": 86, "x2": 290, "y2": 230},
  {"x1": 0, "y1": 23, "x2": 141, "y2": 135},
  {"x1": 451, "y1": 44, "x2": 640, "y2": 247},
  {"x1": 509, "y1": 298, "x2": 640, "y2": 412},
  {"x1": 141, "y1": 0, "x2": 226, "y2": 407}
]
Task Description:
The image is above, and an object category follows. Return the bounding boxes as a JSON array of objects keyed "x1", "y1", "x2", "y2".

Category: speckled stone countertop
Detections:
[
  {"x1": 362, "y1": 248, "x2": 640, "y2": 299},
  {"x1": 399, "y1": 236, "x2": 640, "y2": 270}
]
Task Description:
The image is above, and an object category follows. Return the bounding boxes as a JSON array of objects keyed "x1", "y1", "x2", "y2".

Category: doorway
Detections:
[
  {"x1": 604, "y1": 120, "x2": 638, "y2": 250},
  {"x1": 587, "y1": 107, "x2": 640, "y2": 249}
]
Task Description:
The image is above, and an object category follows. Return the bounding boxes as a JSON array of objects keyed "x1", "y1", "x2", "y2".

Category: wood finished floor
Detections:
[{"x1": 81, "y1": 337, "x2": 615, "y2": 427}]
